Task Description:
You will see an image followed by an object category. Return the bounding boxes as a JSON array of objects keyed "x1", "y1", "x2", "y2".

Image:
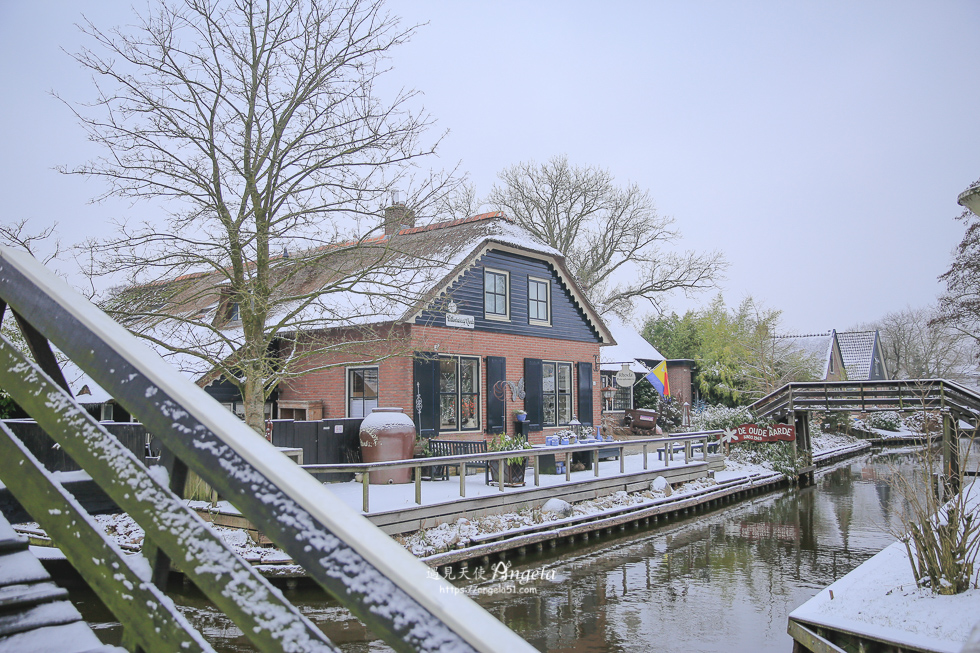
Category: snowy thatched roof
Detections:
[{"x1": 114, "y1": 212, "x2": 611, "y2": 380}]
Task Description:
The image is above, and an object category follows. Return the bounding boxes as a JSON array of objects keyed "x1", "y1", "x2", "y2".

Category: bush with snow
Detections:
[
  {"x1": 864, "y1": 411, "x2": 902, "y2": 431},
  {"x1": 691, "y1": 404, "x2": 756, "y2": 432}
]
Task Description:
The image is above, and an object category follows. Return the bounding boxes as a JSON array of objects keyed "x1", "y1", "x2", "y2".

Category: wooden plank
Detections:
[
  {"x1": 787, "y1": 620, "x2": 848, "y2": 653},
  {"x1": 0, "y1": 250, "x2": 533, "y2": 653},
  {"x1": 0, "y1": 621, "x2": 118, "y2": 653},
  {"x1": 0, "y1": 422, "x2": 215, "y2": 653},
  {"x1": 0, "y1": 342, "x2": 337, "y2": 653}
]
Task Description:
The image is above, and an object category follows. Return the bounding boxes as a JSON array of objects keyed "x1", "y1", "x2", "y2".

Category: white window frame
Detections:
[
  {"x1": 483, "y1": 268, "x2": 510, "y2": 321},
  {"x1": 438, "y1": 355, "x2": 481, "y2": 432},
  {"x1": 542, "y1": 361, "x2": 573, "y2": 427},
  {"x1": 527, "y1": 276, "x2": 552, "y2": 326}
]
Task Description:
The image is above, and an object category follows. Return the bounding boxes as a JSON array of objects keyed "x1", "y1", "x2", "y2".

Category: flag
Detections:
[{"x1": 645, "y1": 360, "x2": 670, "y2": 398}]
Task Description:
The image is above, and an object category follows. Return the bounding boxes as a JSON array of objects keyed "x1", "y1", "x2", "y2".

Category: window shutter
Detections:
[
  {"x1": 577, "y1": 362, "x2": 593, "y2": 426},
  {"x1": 486, "y1": 356, "x2": 507, "y2": 434},
  {"x1": 413, "y1": 352, "x2": 440, "y2": 438},
  {"x1": 524, "y1": 358, "x2": 543, "y2": 432}
]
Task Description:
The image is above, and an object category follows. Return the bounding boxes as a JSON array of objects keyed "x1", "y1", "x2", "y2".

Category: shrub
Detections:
[
  {"x1": 692, "y1": 404, "x2": 756, "y2": 432},
  {"x1": 887, "y1": 428, "x2": 980, "y2": 595},
  {"x1": 657, "y1": 396, "x2": 684, "y2": 432},
  {"x1": 814, "y1": 411, "x2": 850, "y2": 434},
  {"x1": 865, "y1": 411, "x2": 902, "y2": 431},
  {"x1": 903, "y1": 411, "x2": 940, "y2": 435}
]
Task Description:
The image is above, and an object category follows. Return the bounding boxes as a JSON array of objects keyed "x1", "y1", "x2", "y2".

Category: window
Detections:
[
  {"x1": 439, "y1": 356, "x2": 480, "y2": 431},
  {"x1": 484, "y1": 269, "x2": 509, "y2": 319},
  {"x1": 348, "y1": 367, "x2": 379, "y2": 418},
  {"x1": 528, "y1": 277, "x2": 550, "y2": 324},
  {"x1": 229, "y1": 302, "x2": 240, "y2": 322},
  {"x1": 601, "y1": 372, "x2": 632, "y2": 411},
  {"x1": 542, "y1": 361, "x2": 573, "y2": 427}
]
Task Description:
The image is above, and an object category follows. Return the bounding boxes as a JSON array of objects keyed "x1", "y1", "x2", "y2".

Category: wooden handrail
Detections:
[{"x1": 0, "y1": 246, "x2": 535, "y2": 653}]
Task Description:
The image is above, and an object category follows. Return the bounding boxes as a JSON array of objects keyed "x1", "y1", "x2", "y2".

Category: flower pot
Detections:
[
  {"x1": 359, "y1": 407, "x2": 415, "y2": 484},
  {"x1": 488, "y1": 457, "x2": 528, "y2": 486},
  {"x1": 515, "y1": 413, "x2": 527, "y2": 422}
]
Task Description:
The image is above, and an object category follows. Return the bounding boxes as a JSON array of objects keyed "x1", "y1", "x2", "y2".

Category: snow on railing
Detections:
[
  {"x1": 303, "y1": 432, "x2": 723, "y2": 513},
  {"x1": 0, "y1": 246, "x2": 534, "y2": 653}
]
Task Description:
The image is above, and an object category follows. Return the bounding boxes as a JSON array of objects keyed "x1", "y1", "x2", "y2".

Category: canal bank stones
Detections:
[
  {"x1": 541, "y1": 498, "x2": 573, "y2": 518},
  {"x1": 651, "y1": 476, "x2": 672, "y2": 496}
]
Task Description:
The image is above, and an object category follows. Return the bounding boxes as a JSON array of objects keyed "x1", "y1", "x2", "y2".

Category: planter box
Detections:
[
  {"x1": 488, "y1": 458, "x2": 528, "y2": 486},
  {"x1": 625, "y1": 408, "x2": 659, "y2": 430}
]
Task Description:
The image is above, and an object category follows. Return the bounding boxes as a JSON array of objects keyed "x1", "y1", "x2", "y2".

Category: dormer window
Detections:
[
  {"x1": 484, "y1": 269, "x2": 509, "y2": 320},
  {"x1": 212, "y1": 285, "x2": 241, "y2": 326}
]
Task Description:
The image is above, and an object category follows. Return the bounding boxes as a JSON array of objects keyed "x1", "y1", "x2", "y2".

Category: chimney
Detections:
[{"x1": 383, "y1": 191, "x2": 415, "y2": 235}]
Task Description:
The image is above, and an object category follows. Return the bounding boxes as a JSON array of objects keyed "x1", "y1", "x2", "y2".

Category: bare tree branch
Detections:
[
  {"x1": 62, "y1": 0, "x2": 456, "y2": 431},
  {"x1": 487, "y1": 155, "x2": 727, "y2": 317}
]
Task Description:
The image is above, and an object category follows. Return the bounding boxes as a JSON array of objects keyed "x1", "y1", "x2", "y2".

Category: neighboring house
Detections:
[
  {"x1": 126, "y1": 211, "x2": 615, "y2": 443},
  {"x1": 835, "y1": 330, "x2": 889, "y2": 381},
  {"x1": 598, "y1": 313, "x2": 665, "y2": 413},
  {"x1": 62, "y1": 361, "x2": 132, "y2": 422},
  {"x1": 777, "y1": 329, "x2": 889, "y2": 382},
  {"x1": 776, "y1": 331, "x2": 847, "y2": 382}
]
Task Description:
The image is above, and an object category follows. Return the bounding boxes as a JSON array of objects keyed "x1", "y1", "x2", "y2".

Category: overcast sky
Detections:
[{"x1": 1, "y1": 1, "x2": 978, "y2": 335}]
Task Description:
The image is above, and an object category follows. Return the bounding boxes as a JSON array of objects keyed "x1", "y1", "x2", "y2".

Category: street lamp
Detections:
[
  {"x1": 602, "y1": 385, "x2": 617, "y2": 412},
  {"x1": 958, "y1": 182, "x2": 980, "y2": 216}
]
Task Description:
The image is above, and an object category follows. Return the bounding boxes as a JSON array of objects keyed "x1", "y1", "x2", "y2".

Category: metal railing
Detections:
[
  {"x1": 303, "y1": 432, "x2": 722, "y2": 513},
  {"x1": 0, "y1": 246, "x2": 535, "y2": 653}
]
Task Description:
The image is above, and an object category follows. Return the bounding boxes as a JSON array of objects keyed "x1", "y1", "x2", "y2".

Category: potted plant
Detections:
[
  {"x1": 514, "y1": 409, "x2": 527, "y2": 422},
  {"x1": 488, "y1": 433, "x2": 533, "y2": 486}
]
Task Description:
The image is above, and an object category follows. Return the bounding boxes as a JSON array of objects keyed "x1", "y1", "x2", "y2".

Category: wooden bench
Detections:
[{"x1": 427, "y1": 439, "x2": 489, "y2": 484}]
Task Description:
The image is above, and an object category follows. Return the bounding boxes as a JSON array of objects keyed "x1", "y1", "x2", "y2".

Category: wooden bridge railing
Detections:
[
  {"x1": 749, "y1": 379, "x2": 980, "y2": 423},
  {"x1": 0, "y1": 246, "x2": 535, "y2": 653}
]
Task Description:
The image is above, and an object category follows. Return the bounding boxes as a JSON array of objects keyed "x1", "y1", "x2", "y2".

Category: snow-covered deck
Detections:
[{"x1": 327, "y1": 450, "x2": 714, "y2": 535}]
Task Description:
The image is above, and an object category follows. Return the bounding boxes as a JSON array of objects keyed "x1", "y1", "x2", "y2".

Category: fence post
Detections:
[{"x1": 362, "y1": 470, "x2": 370, "y2": 512}]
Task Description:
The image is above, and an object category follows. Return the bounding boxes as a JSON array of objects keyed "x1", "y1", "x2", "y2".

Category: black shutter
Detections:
[
  {"x1": 524, "y1": 358, "x2": 543, "y2": 432},
  {"x1": 413, "y1": 352, "x2": 440, "y2": 438},
  {"x1": 486, "y1": 356, "x2": 506, "y2": 434},
  {"x1": 577, "y1": 362, "x2": 593, "y2": 426}
]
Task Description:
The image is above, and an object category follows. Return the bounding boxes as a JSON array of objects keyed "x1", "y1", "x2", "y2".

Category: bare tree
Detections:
[
  {"x1": 737, "y1": 298, "x2": 822, "y2": 400},
  {"x1": 859, "y1": 305, "x2": 974, "y2": 382},
  {"x1": 61, "y1": 0, "x2": 453, "y2": 432},
  {"x1": 487, "y1": 155, "x2": 726, "y2": 317}
]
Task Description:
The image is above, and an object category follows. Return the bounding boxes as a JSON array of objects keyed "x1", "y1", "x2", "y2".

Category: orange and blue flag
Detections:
[{"x1": 645, "y1": 360, "x2": 670, "y2": 398}]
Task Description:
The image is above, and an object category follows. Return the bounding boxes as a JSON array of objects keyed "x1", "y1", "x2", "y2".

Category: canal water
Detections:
[{"x1": 71, "y1": 444, "x2": 969, "y2": 652}]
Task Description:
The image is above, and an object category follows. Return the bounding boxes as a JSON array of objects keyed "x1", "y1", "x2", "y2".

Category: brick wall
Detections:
[
  {"x1": 278, "y1": 323, "x2": 602, "y2": 444},
  {"x1": 665, "y1": 360, "x2": 695, "y2": 409}
]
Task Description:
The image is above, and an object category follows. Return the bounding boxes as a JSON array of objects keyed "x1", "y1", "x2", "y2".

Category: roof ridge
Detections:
[{"x1": 774, "y1": 332, "x2": 832, "y2": 339}]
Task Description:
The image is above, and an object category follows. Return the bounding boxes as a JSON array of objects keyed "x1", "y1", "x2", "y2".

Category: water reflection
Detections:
[{"x1": 71, "y1": 444, "x2": 974, "y2": 652}]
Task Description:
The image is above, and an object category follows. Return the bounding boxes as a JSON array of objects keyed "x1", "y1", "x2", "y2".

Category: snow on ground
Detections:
[
  {"x1": 395, "y1": 460, "x2": 765, "y2": 557},
  {"x1": 790, "y1": 482, "x2": 980, "y2": 653}
]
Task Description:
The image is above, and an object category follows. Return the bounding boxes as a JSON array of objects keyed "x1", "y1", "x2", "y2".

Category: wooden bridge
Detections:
[
  {"x1": 0, "y1": 246, "x2": 536, "y2": 652},
  {"x1": 749, "y1": 379, "x2": 980, "y2": 488}
]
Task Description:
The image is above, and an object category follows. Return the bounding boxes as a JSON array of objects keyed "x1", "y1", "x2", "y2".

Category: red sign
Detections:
[{"x1": 723, "y1": 423, "x2": 795, "y2": 444}]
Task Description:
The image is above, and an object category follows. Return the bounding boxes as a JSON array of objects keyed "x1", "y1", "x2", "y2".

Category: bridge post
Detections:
[
  {"x1": 794, "y1": 410, "x2": 814, "y2": 486},
  {"x1": 942, "y1": 412, "x2": 960, "y2": 498}
]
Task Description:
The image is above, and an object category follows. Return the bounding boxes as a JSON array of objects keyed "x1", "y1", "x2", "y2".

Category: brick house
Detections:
[{"x1": 136, "y1": 210, "x2": 615, "y2": 444}]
